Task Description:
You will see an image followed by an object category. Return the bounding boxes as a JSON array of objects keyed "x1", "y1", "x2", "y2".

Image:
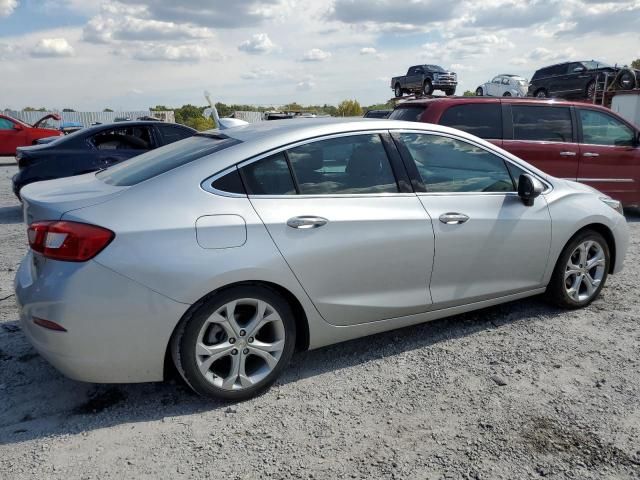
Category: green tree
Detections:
[
  {"x1": 631, "y1": 59, "x2": 640, "y2": 70},
  {"x1": 103, "y1": 108, "x2": 114, "y2": 112},
  {"x1": 150, "y1": 105, "x2": 169, "y2": 111},
  {"x1": 24, "y1": 107, "x2": 47, "y2": 111},
  {"x1": 463, "y1": 90, "x2": 476, "y2": 96},
  {"x1": 62, "y1": 108, "x2": 75, "y2": 112},
  {"x1": 336, "y1": 99, "x2": 363, "y2": 117},
  {"x1": 175, "y1": 104, "x2": 216, "y2": 131}
]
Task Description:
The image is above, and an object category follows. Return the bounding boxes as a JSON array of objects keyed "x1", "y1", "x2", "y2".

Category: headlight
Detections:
[
  {"x1": 433, "y1": 73, "x2": 439, "y2": 80},
  {"x1": 600, "y1": 196, "x2": 623, "y2": 215}
]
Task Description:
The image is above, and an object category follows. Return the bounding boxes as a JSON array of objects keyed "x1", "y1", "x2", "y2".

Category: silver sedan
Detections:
[{"x1": 15, "y1": 118, "x2": 629, "y2": 400}]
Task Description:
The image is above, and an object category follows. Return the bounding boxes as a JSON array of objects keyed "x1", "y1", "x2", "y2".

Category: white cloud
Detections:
[
  {"x1": 241, "y1": 67, "x2": 279, "y2": 80},
  {"x1": 84, "y1": 14, "x2": 214, "y2": 43},
  {"x1": 301, "y1": 48, "x2": 331, "y2": 62},
  {"x1": 129, "y1": 43, "x2": 219, "y2": 62},
  {"x1": 360, "y1": 47, "x2": 377, "y2": 55},
  {"x1": 513, "y1": 46, "x2": 578, "y2": 65},
  {"x1": 296, "y1": 78, "x2": 315, "y2": 90},
  {"x1": 0, "y1": 0, "x2": 17, "y2": 17},
  {"x1": 238, "y1": 33, "x2": 276, "y2": 54},
  {"x1": 30, "y1": 38, "x2": 75, "y2": 58}
]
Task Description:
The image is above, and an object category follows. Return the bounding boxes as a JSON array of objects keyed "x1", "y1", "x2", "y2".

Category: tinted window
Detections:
[
  {"x1": 90, "y1": 126, "x2": 154, "y2": 150},
  {"x1": 158, "y1": 125, "x2": 194, "y2": 144},
  {"x1": 0, "y1": 118, "x2": 14, "y2": 129},
  {"x1": 579, "y1": 109, "x2": 635, "y2": 146},
  {"x1": 97, "y1": 134, "x2": 240, "y2": 186},
  {"x1": 439, "y1": 104, "x2": 502, "y2": 139},
  {"x1": 512, "y1": 106, "x2": 573, "y2": 142},
  {"x1": 288, "y1": 134, "x2": 398, "y2": 194},
  {"x1": 240, "y1": 152, "x2": 296, "y2": 195},
  {"x1": 389, "y1": 107, "x2": 426, "y2": 122},
  {"x1": 398, "y1": 133, "x2": 514, "y2": 193},
  {"x1": 211, "y1": 168, "x2": 245, "y2": 195},
  {"x1": 506, "y1": 162, "x2": 528, "y2": 189}
]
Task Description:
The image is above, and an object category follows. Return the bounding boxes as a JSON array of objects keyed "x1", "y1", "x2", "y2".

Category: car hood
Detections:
[
  {"x1": 562, "y1": 179, "x2": 604, "y2": 196},
  {"x1": 32, "y1": 113, "x2": 62, "y2": 128}
]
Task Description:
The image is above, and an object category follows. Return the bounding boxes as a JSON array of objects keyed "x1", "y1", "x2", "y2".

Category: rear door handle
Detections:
[
  {"x1": 559, "y1": 151, "x2": 577, "y2": 157},
  {"x1": 287, "y1": 216, "x2": 328, "y2": 229},
  {"x1": 583, "y1": 152, "x2": 600, "y2": 157},
  {"x1": 439, "y1": 213, "x2": 469, "y2": 225}
]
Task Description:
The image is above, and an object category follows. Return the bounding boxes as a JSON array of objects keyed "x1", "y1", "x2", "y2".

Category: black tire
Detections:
[
  {"x1": 503, "y1": 92, "x2": 512, "y2": 97},
  {"x1": 476, "y1": 87, "x2": 483, "y2": 96},
  {"x1": 394, "y1": 84, "x2": 403, "y2": 98},
  {"x1": 545, "y1": 230, "x2": 610, "y2": 309},
  {"x1": 172, "y1": 285, "x2": 297, "y2": 401},
  {"x1": 423, "y1": 80, "x2": 434, "y2": 96},
  {"x1": 445, "y1": 88, "x2": 456, "y2": 96},
  {"x1": 586, "y1": 80, "x2": 596, "y2": 99},
  {"x1": 535, "y1": 88, "x2": 548, "y2": 99},
  {"x1": 617, "y1": 69, "x2": 637, "y2": 90}
]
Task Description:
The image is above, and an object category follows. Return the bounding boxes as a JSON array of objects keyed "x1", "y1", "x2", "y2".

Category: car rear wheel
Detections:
[
  {"x1": 586, "y1": 80, "x2": 596, "y2": 99},
  {"x1": 423, "y1": 80, "x2": 434, "y2": 96},
  {"x1": 476, "y1": 87, "x2": 483, "y2": 96},
  {"x1": 535, "y1": 88, "x2": 548, "y2": 98},
  {"x1": 394, "y1": 84, "x2": 403, "y2": 98},
  {"x1": 503, "y1": 92, "x2": 512, "y2": 96},
  {"x1": 546, "y1": 230, "x2": 610, "y2": 309},
  {"x1": 172, "y1": 285, "x2": 296, "y2": 401}
]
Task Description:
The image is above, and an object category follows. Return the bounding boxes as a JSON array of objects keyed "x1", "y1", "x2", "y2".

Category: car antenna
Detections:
[{"x1": 203, "y1": 91, "x2": 249, "y2": 130}]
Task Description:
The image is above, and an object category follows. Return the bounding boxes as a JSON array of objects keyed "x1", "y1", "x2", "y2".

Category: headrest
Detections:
[{"x1": 288, "y1": 148, "x2": 323, "y2": 171}]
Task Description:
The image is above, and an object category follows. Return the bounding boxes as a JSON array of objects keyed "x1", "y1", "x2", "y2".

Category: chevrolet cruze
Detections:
[{"x1": 15, "y1": 118, "x2": 629, "y2": 400}]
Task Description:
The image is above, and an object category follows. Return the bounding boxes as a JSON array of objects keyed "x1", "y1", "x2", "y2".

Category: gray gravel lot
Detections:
[{"x1": 0, "y1": 160, "x2": 639, "y2": 479}]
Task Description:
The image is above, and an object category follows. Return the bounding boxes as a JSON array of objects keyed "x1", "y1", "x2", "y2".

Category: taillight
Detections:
[{"x1": 28, "y1": 221, "x2": 114, "y2": 262}]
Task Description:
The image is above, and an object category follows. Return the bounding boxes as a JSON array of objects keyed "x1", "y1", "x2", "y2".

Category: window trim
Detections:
[
  {"x1": 235, "y1": 130, "x2": 412, "y2": 199},
  {"x1": 575, "y1": 107, "x2": 638, "y2": 148},
  {"x1": 389, "y1": 128, "x2": 552, "y2": 195}
]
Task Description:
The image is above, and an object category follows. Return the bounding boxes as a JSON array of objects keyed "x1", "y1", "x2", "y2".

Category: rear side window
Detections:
[
  {"x1": 439, "y1": 104, "x2": 502, "y2": 139},
  {"x1": 211, "y1": 168, "x2": 245, "y2": 195},
  {"x1": 158, "y1": 125, "x2": 194, "y2": 144},
  {"x1": 90, "y1": 126, "x2": 154, "y2": 150},
  {"x1": 240, "y1": 152, "x2": 296, "y2": 195},
  {"x1": 512, "y1": 105, "x2": 573, "y2": 143},
  {"x1": 389, "y1": 107, "x2": 426, "y2": 122},
  {"x1": 397, "y1": 133, "x2": 515, "y2": 193},
  {"x1": 97, "y1": 134, "x2": 240, "y2": 186}
]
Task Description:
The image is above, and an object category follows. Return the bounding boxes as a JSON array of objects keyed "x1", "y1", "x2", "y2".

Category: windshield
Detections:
[
  {"x1": 582, "y1": 61, "x2": 611, "y2": 70},
  {"x1": 425, "y1": 65, "x2": 445, "y2": 73},
  {"x1": 97, "y1": 134, "x2": 241, "y2": 186}
]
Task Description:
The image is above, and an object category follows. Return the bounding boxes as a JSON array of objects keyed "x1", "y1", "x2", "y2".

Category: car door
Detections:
[
  {"x1": 0, "y1": 117, "x2": 25, "y2": 155},
  {"x1": 241, "y1": 132, "x2": 435, "y2": 326},
  {"x1": 392, "y1": 131, "x2": 551, "y2": 307},
  {"x1": 576, "y1": 107, "x2": 639, "y2": 204},
  {"x1": 486, "y1": 77, "x2": 500, "y2": 96},
  {"x1": 407, "y1": 66, "x2": 423, "y2": 90},
  {"x1": 502, "y1": 104, "x2": 579, "y2": 179}
]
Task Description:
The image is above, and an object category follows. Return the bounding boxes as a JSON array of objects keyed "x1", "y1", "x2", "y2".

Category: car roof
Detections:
[
  {"x1": 393, "y1": 96, "x2": 611, "y2": 110},
  {"x1": 79, "y1": 120, "x2": 193, "y2": 135}
]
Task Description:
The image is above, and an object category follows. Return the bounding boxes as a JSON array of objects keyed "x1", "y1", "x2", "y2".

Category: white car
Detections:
[{"x1": 476, "y1": 74, "x2": 528, "y2": 97}]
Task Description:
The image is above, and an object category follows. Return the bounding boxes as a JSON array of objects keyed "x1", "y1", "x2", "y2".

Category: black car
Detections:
[
  {"x1": 363, "y1": 109, "x2": 392, "y2": 119},
  {"x1": 528, "y1": 60, "x2": 639, "y2": 100},
  {"x1": 12, "y1": 121, "x2": 196, "y2": 197}
]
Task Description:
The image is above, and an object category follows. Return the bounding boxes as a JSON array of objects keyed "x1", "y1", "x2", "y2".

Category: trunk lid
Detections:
[
  {"x1": 20, "y1": 173, "x2": 128, "y2": 224},
  {"x1": 32, "y1": 113, "x2": 62, "y2": 129}
]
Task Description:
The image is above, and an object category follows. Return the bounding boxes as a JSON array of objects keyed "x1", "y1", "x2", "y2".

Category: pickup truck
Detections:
[{"x1": 391, "y1": 65, "x2": 458, "y2": 97}]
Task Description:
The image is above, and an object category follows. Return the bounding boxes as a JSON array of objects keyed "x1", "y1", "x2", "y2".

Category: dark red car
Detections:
[
  {"x1": 0, "y1": 113, "x2": 63, "y2": 156},
  {"x1": 390, "y1": 97, "x2": 640, "y2": 206}
]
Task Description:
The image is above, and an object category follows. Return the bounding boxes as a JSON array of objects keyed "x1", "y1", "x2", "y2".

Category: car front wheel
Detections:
[
  {"x1": 172, "y1": 285, "x2": 296, "y2": 401},
  {"x1": 476, "y1": 87, "x2": 483, "y2": 96},
  {"x1": 546, "y1": 230, "x2": 610, "y2": 309}
]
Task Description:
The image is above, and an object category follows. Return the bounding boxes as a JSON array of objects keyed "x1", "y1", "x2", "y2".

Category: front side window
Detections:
[
  {"x1": 397, "y1": 133, "x2": 515, "y2": 193},
  {"x1": 439, "y1": 104, "x2": 502, "y2": 140},
  {"x1": 0, "y1": 118, "x2": 14, "y2": 130},
  {"x1": 287, "y1": 134, "x2": 398, "y2": 194},
  {"x1": 579, "y1": 109, "x2": 635, "y2": 147},
  {"x1": 389, "y1": 106, "x2": 426, "y2": 122},
  {"x1": 512, "y1": 105, "x2": 573, "y2": 143},
  {"x1": 492, "y1": 77, "x2": 502, "y2": 84}
]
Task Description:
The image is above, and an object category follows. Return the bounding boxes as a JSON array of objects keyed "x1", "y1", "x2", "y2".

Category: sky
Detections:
[{"x1": 0, "y1": 0, "x2": 639, "y2": 111}]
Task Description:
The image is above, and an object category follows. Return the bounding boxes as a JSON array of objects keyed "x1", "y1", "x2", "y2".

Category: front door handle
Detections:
[
  {"x1": 287, "y1": 216, "x2": 328, "y2": 229},
  {"x1": 559, "y1": 151, "x2": 577, "y2": 157},
  {"x1": 439, "y1": 213, "x2": 469, "y2": 225},
  {"x1": 583, "y1": 152, "x2": 600, "y2": 157}
]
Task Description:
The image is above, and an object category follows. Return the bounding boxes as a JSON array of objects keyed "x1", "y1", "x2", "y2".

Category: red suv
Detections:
[{"x1": 390, "y1": 97, "x2": 640, "y2": 206}]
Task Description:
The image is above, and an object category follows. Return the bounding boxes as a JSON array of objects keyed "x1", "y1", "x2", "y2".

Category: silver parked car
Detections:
[
  {"x1": 15, "y1": 118, "x2": 628, "y2": 400},
  {"x1": 476, "y1": 74, "x2": 529, "y2": 97}
]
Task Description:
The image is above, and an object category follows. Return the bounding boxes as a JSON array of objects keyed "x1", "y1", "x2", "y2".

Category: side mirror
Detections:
[
  {"x1": 518, "y1": 174, "x2": 544, "y2": 206},
  {"x1": 13, "y1": 124, "x2": 23, "y2": 131},
  {"x1": 573, "y1": 66, "x2": 586, "y2": 73}
]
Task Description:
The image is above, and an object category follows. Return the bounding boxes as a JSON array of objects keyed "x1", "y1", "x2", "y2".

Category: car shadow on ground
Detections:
[
  {"x1": 0, "y1": 296, "x2": 561, "y2": 445},
  {"x1": 623, "y1": 207, "x2": 640, "y2": 223},
  {"x1": 0, "y1": 206, "x2": 22, "y2": 225}
]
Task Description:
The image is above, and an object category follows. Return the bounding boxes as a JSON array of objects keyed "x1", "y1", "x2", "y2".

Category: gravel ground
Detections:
[{"x1": 0, "y1": 160, "x2": 639, "y2": 480}]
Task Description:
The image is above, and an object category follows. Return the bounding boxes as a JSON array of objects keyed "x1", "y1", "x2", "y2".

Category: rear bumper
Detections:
[{"x1": 14, "y1": 251, "x2": 190, "y2": 383}]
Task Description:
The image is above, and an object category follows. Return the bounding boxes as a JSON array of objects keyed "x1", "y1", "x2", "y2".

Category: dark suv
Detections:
[
  {"x1": 528, "y1": 60, "x2": 639, "y2": 100},
  {"x1": 389, "y1": 97, "x2": 640, "y2": 206}
]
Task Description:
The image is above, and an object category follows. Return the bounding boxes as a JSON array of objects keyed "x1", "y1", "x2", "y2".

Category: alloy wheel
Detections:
[
  {"x1": 195, "y1": 298, "x2": 286, "y2": 390},
  {"x1": 564, "y1": 240, "x2": 606, "y2": 302}
]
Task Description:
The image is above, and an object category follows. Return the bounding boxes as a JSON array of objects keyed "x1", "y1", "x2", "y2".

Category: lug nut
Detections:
[
  {"x1": 231, "y1": 349, "x2": 238, "y2": 355},
  {"x1": 239, "y1": 329, "x2": 246, "y2": 337},
  {"x1": 248, "y1": 337, "x2": 254, "y2": 343},
  {"x1": 243, "y1": 348, "x2": 249, "y2": 355},
  {"x1": 229, "y1": 338, "x2": 236, "y2": 344}
]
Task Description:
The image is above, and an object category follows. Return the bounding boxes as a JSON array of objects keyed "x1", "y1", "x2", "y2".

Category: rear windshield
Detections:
[
  {"x1": 389, "y1": 106, "x2": 427, "y2": 122},
  {"x1": 97, "y1": 134, "x2": 240, "y2": 186}
]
